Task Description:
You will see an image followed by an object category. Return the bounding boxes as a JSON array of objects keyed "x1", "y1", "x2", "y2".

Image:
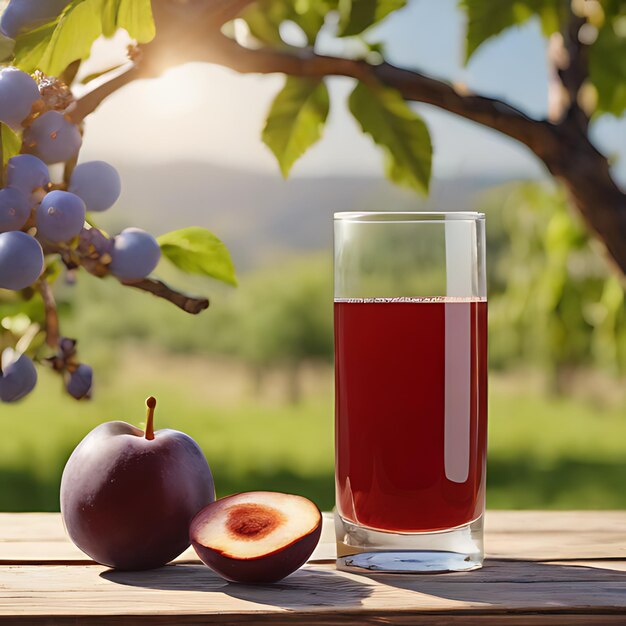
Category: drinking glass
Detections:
[{"x1": 334, "y1": 212, "x2": 487, "y2": 573}]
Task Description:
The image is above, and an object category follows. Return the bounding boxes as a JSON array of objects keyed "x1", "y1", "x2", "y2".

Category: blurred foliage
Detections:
[
  {"x1": 47, "y1": 181, "x2": 625, "y2": 399},
  {"x1": 486, "y1": 182, "x2": 626, "y2": 385},
  {"x1": 59, "y1": 254, "x2": 334, "y2": 401}
]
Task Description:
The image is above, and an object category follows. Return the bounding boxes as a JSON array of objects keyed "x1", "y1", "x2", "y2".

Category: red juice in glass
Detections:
[
  {"x1": 334, "y1": 298, "x2": 487, "y2": 533},
  {"x1": 334, "y1": 212, "x2": 487, "y2": 574}
]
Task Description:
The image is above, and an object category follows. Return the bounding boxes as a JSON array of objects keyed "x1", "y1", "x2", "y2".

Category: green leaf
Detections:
[
  {"x1": 241, "y1": 2, "x2": 287, "y2": 46},
  {"x1": 38, "y1": 0, "x2": 104, "y2": 76},
  {"x1": 293, "y1": 3, "x2": 326, "y2": 44},
  {"x1": 158, "y1": 227, "x2": 237, "y2": 287},
  {"x1": 242, "y1": 0, "x2": 330, "y2": 46},
  {"x1": 0, "y1": 33, "x2": 15, "y2": 61},
  {"x1": 589, "y1": 15, "x2": 626, "y2": 116},
  {"x1": 13, "y1": 0, "x2": 101, "y2": 74},
  {"x1": 460, "y1": 0, "x2": 561, "y2": 61},
  {"x1": 263, "y1": 77, "x2": 329, "y2": 177},
  {"x1": 349, "y1": 81, "x2": 431, "y2": 194},
  {"x1": 1, "y1": 124, "x2": 22, "y2": 167},
  {"x1": 12, "y1": 0, "x2": 155, "y2": 75},
  {"x1": 116, "y1": 0, "x2": 155, "y2": 43},
  {"x1": 101, "y1": 0, "x2": 122, "y2": 38},
  {"x1": 339, "y1": 0, "x2": 406, "y2": 37},
  {"x1": 13, "y1": 22, "x2": 58, "y2": 73}
]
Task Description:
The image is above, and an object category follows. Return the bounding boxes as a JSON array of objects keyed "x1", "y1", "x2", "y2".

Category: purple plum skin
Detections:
[
  {"x1": 0, "y1": 187, "x2": 31, "y2": 233},
  {"x1": 0, "y1": 231, "x2": 44, "y2": 290},
  {"x1": 60, "y1": 421, "x2": 215, "y2": 570},
  {"x1": 69, "y1": 161, "x2": 121, "y2": 212},
  {"x1": 110, "y1": 228, "x2": 161, "y2": 281},
  {"x1": 36, "y1": 190, "x2": 86, "y2": 242},
  {"x1": 23, "y1": 110, "x2": 82, "y2": 164},
  {"x1": 0, "y1": 349, "x2": 37, "y2": 402},
  {"x1": 6, "y1": 154, "x2": 50, "y2": 196},
  {"x1": 65, "y1": 363, "x2": 93, "y2": 400},
  {"x1": 0, "y1": 67, "x2": 40, "y2": 129}
]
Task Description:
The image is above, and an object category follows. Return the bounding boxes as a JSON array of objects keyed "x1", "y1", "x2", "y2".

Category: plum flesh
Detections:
[{"x1": 190, "y1": 491, "x2": 322, "y2": 583}]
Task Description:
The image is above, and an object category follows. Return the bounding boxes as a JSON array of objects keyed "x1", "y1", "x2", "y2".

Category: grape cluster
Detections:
[
  {"x1": 46, "y1": 338, "x2": 93, "y2": 400},
  {"x1": 0, "y1": 66, "x2": 163, "y2": 403}
]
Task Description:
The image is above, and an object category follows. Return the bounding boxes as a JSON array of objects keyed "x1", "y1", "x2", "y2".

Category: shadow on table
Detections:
[
  {"x1": 101, "y1": 560, "x2": 626, "y2": 611},
  {"x1": 361, "y1": 559, "x2": 626, "y2": 607},
  {"x1": 101, "y1": 564, "x2": 374, "y2": 609}
]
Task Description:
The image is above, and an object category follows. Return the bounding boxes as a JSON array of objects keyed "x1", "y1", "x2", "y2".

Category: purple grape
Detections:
[
  {"x1": 7, "y1": 155, "x2": 50, "y2": 198},
  {"x1": 0, "y1": 0, "x2": 70, "y2": 39},
  {"x1": 110, "y1": 228, "x2": 161, "y2": 281},
  {"x1": 0, "y1": 67, "x2": 40, "y2": 129},
  {"x1": 23, "y1": 110, "x2": 82, "y2": 164},
  {"x1": 0, "y1": 230, "x2": 44, "y2": 290},
  {"x1": 65, "y1": 364, "x2": 93, "y2": 400},
  {"x1": 69, "y1": 161, "x2": 121, "y2": 213},
  {"x1": 0, "y1": 187, "x2": 31, "y2": 232},
  {"x1": 36, "y1": 190, "x2": 85, "y2": 242},
  {"x1": 0, "y1": 348, "x2": 37, "y2": 403}
]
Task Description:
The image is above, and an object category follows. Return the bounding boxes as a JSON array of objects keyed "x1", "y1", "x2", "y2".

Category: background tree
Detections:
[
  {"x1": 229, "y1": 256, "x2": 333, "y2": 403},
  {"x1": 57, "y1": 0, "x2": 626, "y2": 275},
  {"x1": 0, "y1": 0, "x2": 624, "y2": 401}
]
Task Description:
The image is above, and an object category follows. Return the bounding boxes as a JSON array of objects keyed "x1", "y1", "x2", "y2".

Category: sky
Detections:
[{"x1": 79, "y1": 0, "x2": 626, "y2": 184}]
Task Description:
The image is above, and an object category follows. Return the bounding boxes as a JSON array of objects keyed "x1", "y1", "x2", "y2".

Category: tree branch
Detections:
[
  {"x1": 186, "y1": 34, "x2": 559, "y2": 156},
  {"x1": 68, "y1": 4, "x2": 626, "y2": 274},
  {"x1": 561, "y1": 12, "x2": 588, "y2": 115},
  {"x1": 152, "y1": 0, "x2": 256, "y2": 27},
  {"x1": 70, "y1": 64, "x2": 143, "y2": 123},
  {"x1": 38, "y1": 279, "x2": 59, "y2": 348},
  {"x1": 121, "y1": 277, "x2": 209, "y2": 314},
  {"x1": 548, "y1": 6, "x2": 589, "y2": 126},
  {"x1": 43, "y1": 236, "x2": 211, "y2": 315}
]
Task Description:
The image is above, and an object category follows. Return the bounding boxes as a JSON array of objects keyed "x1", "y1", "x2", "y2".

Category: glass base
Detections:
[{"x1": 335, "y1": 511, "x2": 484, "y2": 574}]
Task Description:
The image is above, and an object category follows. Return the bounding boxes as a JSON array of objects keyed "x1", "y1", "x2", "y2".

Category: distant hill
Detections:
[{"x1": 97, "y1": 162, "x2": 527, "y2": 269}]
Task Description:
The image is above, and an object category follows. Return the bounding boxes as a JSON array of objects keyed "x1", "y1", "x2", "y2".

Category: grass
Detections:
[{"x1": 2, "y1": 350, "x2": 625, "y2": 512}]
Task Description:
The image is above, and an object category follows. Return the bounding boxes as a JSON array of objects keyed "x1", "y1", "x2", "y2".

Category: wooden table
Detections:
[{"x1": 1, "y1": 511, "x2": 625, "y2": 624}]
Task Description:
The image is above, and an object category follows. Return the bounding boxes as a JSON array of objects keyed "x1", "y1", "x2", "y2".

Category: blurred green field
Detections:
[{"x1": 2, "y1": 350, "x2": 625, "y2": 512}]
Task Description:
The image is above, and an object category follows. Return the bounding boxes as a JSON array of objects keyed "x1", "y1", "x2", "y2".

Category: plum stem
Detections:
[{"x1": 145, "y1": 396, "x2": 157, "y2": 440}]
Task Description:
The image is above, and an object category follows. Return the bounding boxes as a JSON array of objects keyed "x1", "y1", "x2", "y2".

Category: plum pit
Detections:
[{"x1": 226, "y1": 503, "x2": 285, "y2": 541}]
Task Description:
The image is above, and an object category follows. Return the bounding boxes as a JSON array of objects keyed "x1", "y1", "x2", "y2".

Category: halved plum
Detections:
[{"x1": 190, "y1": 491, "x2": 322, "y2": 583}]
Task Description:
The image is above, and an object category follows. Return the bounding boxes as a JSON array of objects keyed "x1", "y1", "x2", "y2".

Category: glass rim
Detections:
[{"x1": 334, "y1": 211, "x2": 485, "y2": 223}]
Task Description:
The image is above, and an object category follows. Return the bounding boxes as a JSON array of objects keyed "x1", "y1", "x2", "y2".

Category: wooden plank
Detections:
[
  {"x1": 3, "y1": 616, "x2": 626, "y2": 626},
  {"x1": 0, "y1": 561, "x2": 625, "y2": 623},
  {"x1": 1, "y1": 512, "x2": 625, "y2": 564},
  {"x1": 485, "y1": 511, "x2": 626, "y2": 560},
  {"x1": 0, "y1": 512, "x2": 625, "y2": 624},
  {"x1": 0, "y1": 513, "x2": 337, "y2": 565}
]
